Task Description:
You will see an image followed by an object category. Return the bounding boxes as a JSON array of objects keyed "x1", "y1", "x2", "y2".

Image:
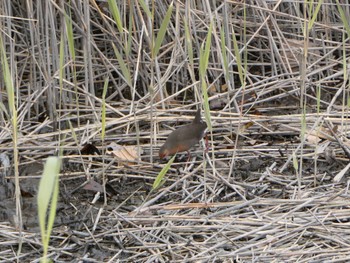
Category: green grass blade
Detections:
[
  {"x1": 308, "y1": 0, "x2": 323, "y2": 30},
  {"x1": 153, "y1": 2, "x2": 173, "y2": 57},
  {"x1": 126, "y1": 1, "x2": 134, "y2": 56},
  {"x1": 308, "y1": 0, "x2": 314, "y2": 11},
  {"x1": 112, "y1": 43, "x2": 132, "y2": 87},
  {"x1": 316, "y1": 84, "x2": 321, "y2": 114},
  {"x1": 199, "y1": 22, "x2": 213, "y2": 77},
  {"x1": 203, "y1": 22, "x2": 213, "y2": 71},
  {"x1": 45, "y1": 163, "x2": 60, "y2": 250},
  {"x1": 243, "y1": 2, "x2": 248, "y2": 75},
  {"x1": 232, "y1": 27, "x2": 243, "y2": 85},
  {"x1": 107, "y1": 0, "x2": 123, "y2": 33},
  {"x1": 184, "y1": 19, "x2": 194, "y2": 68},
  {"x1": 64, "y1": 5, "x2": 80, "y2": 124},
  {"x1": 184, "y1": 18, "x2": 195, "y2": 81},
  {"x1": 336, "y1": 0, "x2": 350, "y2": 37},
  {"x1": 199, "y1": 43, "x2": 205, "y2": 77},
  {"x1": 0, "y1": 33, "x2": 21, "y2": 235},
  {"x1": 59, "y1": 31, "x2": 64, "y2": 90},
  {"x1": 199, "y1": 21, "x2": 213, "y2": 131},
  {"x1": 0, "y1": 37, "x2": 15, "y2": 117},
  {"x1": 0, "y1": 102, "x2": 8, "y2": 118},
  {"x1": 138, "y1": 0, "x2": 152, "y2": 19},
  {"x1": 292, "y1": 151, "x2": 298, "y2": 171},
  {"x1": 68, "y1": 120, "x2": 79, "y2": 146},
  {"x1": 37, "y1": 157, "x2": 61, "y2": 261},
  {"x1": 101, "y1": 77, "x2": 109, "y2": 141},
  {"x1": 65, "y1": 7, "x2": 75, "y2": 61},
  {"x1": 201, "y1": 81, "x2": 212, "y2": 131},
  {"x1": 153, "y1": 154, "x2": 176, "y2": 189},
  {"x1": 220, "y1": 26, "x2": 229, "y2": 78}
]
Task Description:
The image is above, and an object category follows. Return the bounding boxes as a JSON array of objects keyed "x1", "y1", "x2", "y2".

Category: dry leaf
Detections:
[
  {"x1": 305, "y1": 134, "x2": 321, "y2": 145},
  {"x1": 106, "y1": 142, "x2": 142, "y2": 165},
  {"x1": 333, "y1": 163, "x2": 350, "y2": 183},
  {"x1": 315, "y1": 141, "x2": 331, "y2": 154},
  {"x1": 315, "y1": 126, "x2": 334, "y2": 141},
  {"x1": 306, "y1": 126, "x2": 334, "y2": 145}
]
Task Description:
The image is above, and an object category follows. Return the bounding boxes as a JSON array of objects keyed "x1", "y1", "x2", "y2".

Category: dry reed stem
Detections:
[{"x1": 0, "y1": 0, "x2": 350, "y2": 262}]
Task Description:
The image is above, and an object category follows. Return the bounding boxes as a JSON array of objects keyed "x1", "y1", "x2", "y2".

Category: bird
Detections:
[{"x1": 159, "y1": 108, "x2": 207, "y2": 159}]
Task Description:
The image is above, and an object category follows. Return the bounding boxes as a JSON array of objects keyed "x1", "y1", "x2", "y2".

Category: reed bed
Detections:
[{"x1": 0, "y1": 0, "x2": 350, "y2": 262}]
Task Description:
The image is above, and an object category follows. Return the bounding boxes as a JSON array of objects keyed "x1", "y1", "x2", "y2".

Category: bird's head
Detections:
[{"x1": 159, "y1": 146, "x2": 169, "y2": 159}]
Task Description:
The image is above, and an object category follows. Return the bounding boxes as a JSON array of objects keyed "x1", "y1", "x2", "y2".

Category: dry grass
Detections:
[{"x1": 1, "y1": 0, "x2": 350, "y2": 262}]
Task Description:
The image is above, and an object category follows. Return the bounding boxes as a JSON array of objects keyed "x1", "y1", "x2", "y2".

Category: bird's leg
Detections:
[
  {"x1": 205, "y1": 133, "x2": 209, "y2": 153},
  {"x1": 186, "y1": 150, "x2": 191, "y2": 162}
]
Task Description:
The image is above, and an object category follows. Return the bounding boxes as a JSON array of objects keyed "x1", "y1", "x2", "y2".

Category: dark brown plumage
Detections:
[{"x1": 159, "y1": 109, "x2": 207, "y2": 159}]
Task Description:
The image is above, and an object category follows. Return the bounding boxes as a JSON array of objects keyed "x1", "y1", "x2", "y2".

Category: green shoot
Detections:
[
  {"x1": 101, "y1": 77, "x2": 109, "y2": 141},
  {"x1": 308, "y1": 0, "x2": 323, "y2": 30},
  {"x1": 37, "y1": 157, "x2": 61, "y2": 263},
  {"x1": 112, "y1": 43, "x2": 132, "y2": 87},
  {"x1": 199, "y1": 22, "x2": 213, "y2": 131},
  {"x1": 138, "y1": 0, "x2": 152, "y2": 19},
  {"x1": 107, "y1": 0, "x2": 123, "y2": 33},
  {"x1": 153, "y1": 154, "x2": 176, "y2": 189},
  {"x1": 153, "y1": 2, "x2": 173, "y2": 57}
]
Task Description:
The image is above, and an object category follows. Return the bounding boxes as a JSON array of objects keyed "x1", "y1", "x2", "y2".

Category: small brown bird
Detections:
[{"x1": 159, "y1": 109, "x2": 207, "y2": 159}]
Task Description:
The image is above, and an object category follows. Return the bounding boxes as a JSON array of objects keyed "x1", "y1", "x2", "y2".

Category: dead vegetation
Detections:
[{"x1": 1, "y1": 0, "x2": 350, "y2": 262}]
